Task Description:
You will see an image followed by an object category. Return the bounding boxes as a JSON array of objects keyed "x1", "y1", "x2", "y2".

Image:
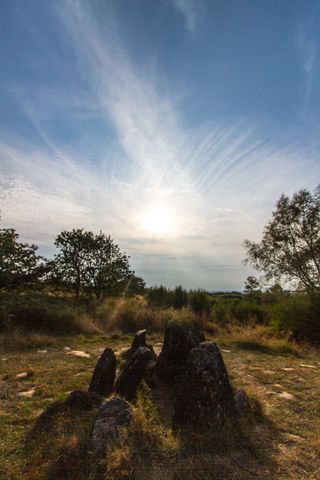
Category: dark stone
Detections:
[
  {"x1": 187, "y1": 330, "x2": 206, "y2": 349},
  {"x1": 126, "y1": 329, "x2": 157, "y2": 363},
  {"x1": 157, "y1": 324, "x2": 204, "y2": 383},
  {"x1": 88, "y1": 347, "x2": 116, "y2": 397},
  {"x1": 90, "y1": 396, "x2": 132, "y2": 453},
  {"x1": 132, "y1": 329, "x2": 147, "y2": 350},
  {"x1": 173, "y1": 343, "x2": 236, "y2": 430},
  {"x1": 114, "y1": 346, "x2": 154, "y2": 401}
]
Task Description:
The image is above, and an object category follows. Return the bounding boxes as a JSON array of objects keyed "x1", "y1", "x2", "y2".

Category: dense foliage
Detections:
[
  {"x1": 0, "y1": 228, "x2": 45, "y2": 290},
  {"x1": 52, "y1": 229, "x2": 132, "y2": 299},
  {"x1": 244, "y1": 186, "x2": 320, "y2": 292}
]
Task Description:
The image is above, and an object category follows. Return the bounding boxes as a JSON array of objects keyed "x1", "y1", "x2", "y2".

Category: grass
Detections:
[{"x1": 0, "y1": 329, "x2": 320, "y2": 479}]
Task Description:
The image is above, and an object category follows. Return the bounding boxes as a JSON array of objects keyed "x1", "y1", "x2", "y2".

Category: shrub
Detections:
[
  {"x1": 189, "y1": 289, "x2": 211, "y2": 316},
  {"x1": 0, "y1": 292, "x2": 98, "y2": 334},
  {"x1": 270, "y1": 293, "x2": 320, "y2": 344}
]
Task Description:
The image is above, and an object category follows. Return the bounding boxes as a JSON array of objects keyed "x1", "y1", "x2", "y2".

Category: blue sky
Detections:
[{"x1": 1, "y1": 0, "x2": 320, "y2": 290}]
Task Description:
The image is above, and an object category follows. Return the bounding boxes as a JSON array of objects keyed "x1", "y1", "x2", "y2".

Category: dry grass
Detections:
[{"x1": 0, "y1": 330, "x2": 319, "y2": 479}]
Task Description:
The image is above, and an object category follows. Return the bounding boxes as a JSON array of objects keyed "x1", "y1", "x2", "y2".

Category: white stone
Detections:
[
  {"x1": 278, "y1": 392, "x2": 294, "y2": 400},
  {"x1": 66, "y1": 350, "x2": 90, "y2": 358},
  {"x1": 18, "y1": 388, "x2": 36, "y2": 398}
]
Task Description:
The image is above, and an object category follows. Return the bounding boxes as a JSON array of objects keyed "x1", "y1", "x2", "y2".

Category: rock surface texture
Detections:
[
  {"x1": 156, "y1": 325, "x2": 205, "y2": 383},
  {"x1": 90, "y1": 396, "x2": 132, "y2": 453},
  {"x1": 114, "y1": 346, "x2": 154, "y2": 401},
  {"x1": 126, "y1": 328, "x2": 157, "y2": 362},
  {"x1": 88, "y1": 347, "x2": 116, "y2": 397},
  {"x1": 173, "y1": 342, "x2": 236, "y2": 430}
]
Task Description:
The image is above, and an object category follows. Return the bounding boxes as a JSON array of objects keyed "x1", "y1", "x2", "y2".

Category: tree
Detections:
[
  {"x1": 53, "y1": 229, "x2": 132, "y2": 299},
  {"x1": 126, "y1": 275, "x2": 146, "y2": 296},
  {"x1": 0, "y1": 228, "x2": 44, "y2": 290},
  {"x1": 189, "y1": 289, "x2": 211, "y2": 316},
  {"x1": 244, "y1": 186, "x2": 320, "y2": 293},
  {"x1": 173, "y1": 285, "x2": 188, "y2": 309},
  {"x1": 244, "y1": 276, "x2": 260, "y2": 295}
]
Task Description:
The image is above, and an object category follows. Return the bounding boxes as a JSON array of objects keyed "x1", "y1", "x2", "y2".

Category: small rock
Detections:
[
  {"x1": 286, "y1": 433, "x2": 302, "y2": 442},
  {"x1": 66, "y1": 350, "x2": 90, "y2": 358},
  {"x1": 64, "y1": 347, "x2": 71, "y2": 351},
  {"x1": 16, "y1": 371, "x2": 33, "y2": 380},
  {"x1": 299, "y1": 364, "x2": 316, "y2": 369},
  {"x1": 90, "y1": 396, "x2": 132, "y2": 453},
  {"x1": 263, "y1": 370, "x2": 275, "y2": 374},
  {"x1": 221, "y1": 349, "x2": 231, "y2": 353},
  {"x1": 278, "y1": 392, "x2": 294, "y2": 400},
  {"x1": 282, "y1": 367, "x2": 295, "y2": 372},
  {"x1": 18, "y1": 388, "x2": 36, "y2": 398},
  {"x1": 37, "y1": 349, "x2": 47, "y2": 354},
  {"x1": 1, "y1": 358, "x2": 8, "y2": 361}
]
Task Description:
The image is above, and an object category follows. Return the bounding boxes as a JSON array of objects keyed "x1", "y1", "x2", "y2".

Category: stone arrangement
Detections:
[{"x1": 80, "y1": 324, "x2": 247, "y2": 451}]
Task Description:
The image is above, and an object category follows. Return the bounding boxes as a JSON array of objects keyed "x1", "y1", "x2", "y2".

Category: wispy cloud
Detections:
[
  {"x1": 1, "y1": 0, "x2": 319, "y2": 288},
  {"x1": 171, "y1": 0, "x2": 201, "y2": 31},
  {"x1": 296, "y1": 7, "x2": 320, "y2": 115}
]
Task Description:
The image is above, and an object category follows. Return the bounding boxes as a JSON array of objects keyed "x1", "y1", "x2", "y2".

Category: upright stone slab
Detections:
[
  {"x1": 88, "y1": 347, "x2": 116, "y2": 397},
  {"x1": 126, "y1": 329, "x2": 157, "y2": 362},
  {"x1": 173, "y1": 343, "x2": 236, "y2": 430},
  {"x1": 132, "y1": 329, "x2": 147, "y2": 350},
  {"x1": 156, "y1": 324, "x2": 204, "y2": 383},
  {"x1": 114, "y1": 346, "x2": 153, "y2": 401},
  {"x1": 187, "y1": 330, "x2": 206, "y2": 349}
]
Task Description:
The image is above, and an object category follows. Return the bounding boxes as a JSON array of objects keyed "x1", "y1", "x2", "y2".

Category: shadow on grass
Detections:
[
  {"x1": 24, "y1": 391, "x2": 103, "y2": 480},
  {"x1": 23, "y1": 388, "x2": 284, "y2": 480},
  {"x1": 231, "y1": 340, "x2": 302, "y2": 357}
]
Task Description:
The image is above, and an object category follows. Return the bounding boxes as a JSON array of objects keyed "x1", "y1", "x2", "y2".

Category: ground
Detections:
[{"x1": 0, "y1": 332, "x2": 319, "y2": 480}]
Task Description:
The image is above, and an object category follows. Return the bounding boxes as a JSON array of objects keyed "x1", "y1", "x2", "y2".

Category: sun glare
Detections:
[{"x1": 140, "y1": 205, "x2": 174, "y2": 235}]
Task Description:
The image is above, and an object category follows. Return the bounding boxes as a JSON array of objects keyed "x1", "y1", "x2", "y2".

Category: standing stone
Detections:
[
  {"x1": 114, "y1": 346, "x2": 153, "y2": 401},
  {"x1": 126, "y1": 329, "x2": 157, "y2": 362},
  {"x1": 173, "y1": 343, "x2": 236, "y2": 430},
  {"x1": 88, "y1": 347, "x2": 116, "y2": 397},
  {"x1": 187, "y1": 330, "x2": 206, "y2": 349},
  {"x1": 156, "y1": 324, "x2": 204, "y2": 383},
  {"x1": 132, "y1": 329, "x2": 147, "y2": 350},
  {"x1": 90, "y1": 396, "x2": 132, "y2": 454}
]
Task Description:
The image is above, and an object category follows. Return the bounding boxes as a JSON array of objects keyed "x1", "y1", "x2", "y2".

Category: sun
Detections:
[{"x1": 140, "y1": 205, "x2": 174, "y2": 235}]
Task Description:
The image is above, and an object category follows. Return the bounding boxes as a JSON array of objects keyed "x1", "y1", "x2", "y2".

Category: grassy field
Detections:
[{"x1": 1, "y1": 329, "x2": 319, "y2": 480}]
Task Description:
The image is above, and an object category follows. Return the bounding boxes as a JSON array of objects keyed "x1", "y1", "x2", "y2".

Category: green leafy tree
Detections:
[
  {"x1": 53, "y1": 229, "x2": 132, "y2": 299},
  {"x1": 244, "y1": 186, "x2": 320, "y2": 293},
  {"x1": 0, "y1": 228, "x2": 44, "y2": 290},
  {"x1": 244, "y1": 276, "x2": 260, "y2": 295},
  {"x1": 126, "y1": 275, "x2": 146, "y2": 296}
]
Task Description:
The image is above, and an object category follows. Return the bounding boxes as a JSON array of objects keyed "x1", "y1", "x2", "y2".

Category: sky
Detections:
[{"x1": 1, "y1": 0, "x2": 320, "y2": 290}]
